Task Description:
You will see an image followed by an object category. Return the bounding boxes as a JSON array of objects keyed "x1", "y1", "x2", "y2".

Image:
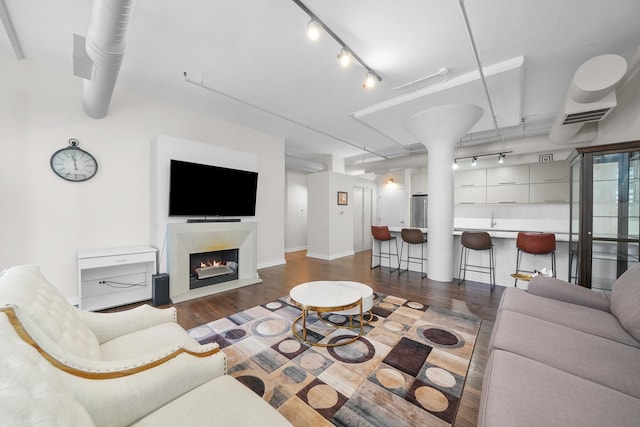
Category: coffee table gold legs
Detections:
[{"x1": 291, "y1": 299, "x2": 364, "y2": 347}]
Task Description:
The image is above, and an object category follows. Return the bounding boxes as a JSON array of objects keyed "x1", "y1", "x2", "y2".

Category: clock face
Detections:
[{"x1": 50, "y1": 147, "x2": 98, "y2": 182}]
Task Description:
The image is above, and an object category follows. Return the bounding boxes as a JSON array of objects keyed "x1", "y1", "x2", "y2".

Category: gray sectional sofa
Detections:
[{"x1": 479, "y1": 264, "x2": 640, "y2": 426}]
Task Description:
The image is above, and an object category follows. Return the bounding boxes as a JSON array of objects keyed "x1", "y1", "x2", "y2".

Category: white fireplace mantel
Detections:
[{"x1": 167, "y1": 221, "x2": 261, "y2": 303}]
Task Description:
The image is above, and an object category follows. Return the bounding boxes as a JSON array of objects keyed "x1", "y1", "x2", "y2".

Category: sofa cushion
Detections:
[
  {"x1": 0, "y1": 313, "x2": 97, "y2": 427},
  {"x1": 479, "y1": 350, "x2": 640, "y2": 427},
  {"x1": 527, "y1": 275, "x2": 610, "y2": 311},
  {"x1": 131, "y1": 375, "x2": 293, "y2": 427},
  {"x1": 490, "y1": 310, "x2": 640, "y2": 399},
  {"x1": 0, "y1": 265, "x2": 101, "y2": 360},
  {"x1": 610, "y1": 263, "x2": 640, "y2": 341},
  {"x1": 499, "y1": 287, "x2": 639, "y2": 347}
]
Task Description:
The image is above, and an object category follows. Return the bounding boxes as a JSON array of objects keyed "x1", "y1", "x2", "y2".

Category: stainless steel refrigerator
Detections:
[{"x1": 411, "y1": 194, "x2": 428, "y2": 228}]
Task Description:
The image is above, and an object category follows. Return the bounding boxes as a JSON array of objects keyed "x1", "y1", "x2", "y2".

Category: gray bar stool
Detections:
[
  {"x1": 398, "y1": 228, "x2": 427, "y2": 278},
  {"x1": 370, "y1": 225, "x2": 399, "y2": 272},
  {"x1": 458, "y1": 231, "x2": 495, "y2": 291},
  {"x1": 514, "y1": 232, "x2": 556, "y2": 287}
]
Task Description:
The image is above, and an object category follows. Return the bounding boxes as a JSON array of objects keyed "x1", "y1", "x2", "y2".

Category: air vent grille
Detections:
[{"x1": 562, "y1": 108, "x2": 612, "y2": 125}]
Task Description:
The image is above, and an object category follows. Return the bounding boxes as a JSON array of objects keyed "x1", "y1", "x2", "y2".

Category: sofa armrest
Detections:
[
  {"x1": 527, "y1": 276, "x2": 610, "y2": 311},
  {"x1": 78, "y1": 304, "x2": 177, "y2": 344}
]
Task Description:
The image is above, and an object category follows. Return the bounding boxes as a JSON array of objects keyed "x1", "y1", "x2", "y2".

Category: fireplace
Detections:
[
  {"x1": 189, "y1": 249, "x2": 239, "y2": 289},
  {"x1": 167, "y1": 221, "x2": 261, "y2": 303}
]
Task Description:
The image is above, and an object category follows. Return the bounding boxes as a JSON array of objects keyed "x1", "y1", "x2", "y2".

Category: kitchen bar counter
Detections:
[{"x1": 383, "y1": 226, "x2": 570, "y2": 287}]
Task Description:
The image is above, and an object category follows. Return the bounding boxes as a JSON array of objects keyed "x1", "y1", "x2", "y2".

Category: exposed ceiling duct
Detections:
[
  {"x1": 73, "y1": 0, "x2": 135, "y2": 119},
  {"x1": 549, "y1": 54, "x2": 628, "y2": 144}
]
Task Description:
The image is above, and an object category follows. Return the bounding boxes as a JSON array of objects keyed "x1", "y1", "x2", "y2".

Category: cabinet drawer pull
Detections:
[
  {"x1": 498, "y1": 201, "x2": 516, "y2": 204},
  {"x1": 544, "y1": 199, "x2": 565, "y2": 203},
  {"x1": 498, "y1": 181, "x2": 516, "y2": 185},
  {"x1": 115, "y1": 258, "x2": 128, "y2": 263},
  {"x1": 460, "y1": 202, "x2": 476, "y2": 204},
  {"x1": 460, "y1": 184, "x2": 475, "y2": 187},
  {"x1": 544, "y1": 178, "x2": 565, "y2": 182}
]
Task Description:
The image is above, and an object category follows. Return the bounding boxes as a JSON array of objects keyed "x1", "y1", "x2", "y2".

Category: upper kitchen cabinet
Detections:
[
  {"x1": 530, "y1": 161, "x2": 570, "y2": 203},
  {"x1": 486, "y1": 165, "x2": 530, "y2": 186},
  {"x1": 454, "y1": 168, "x2": 486, "y2": 187},
  {"x1": 454, "y1": 168, "x2": 487, "y2": 204}
]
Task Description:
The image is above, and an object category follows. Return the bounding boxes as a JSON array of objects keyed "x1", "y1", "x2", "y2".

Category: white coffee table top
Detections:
[{"x1": 290, "y1": 281, "x2": 362, "y2": 310}]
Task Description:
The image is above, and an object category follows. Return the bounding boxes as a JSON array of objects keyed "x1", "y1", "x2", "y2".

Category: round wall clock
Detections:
[{"x1": 50, "y1": 139, "x2": 98, "y2": 182}]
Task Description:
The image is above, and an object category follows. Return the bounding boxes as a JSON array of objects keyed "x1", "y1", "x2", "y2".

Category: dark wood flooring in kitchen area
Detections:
[{"x1": 123, "y1": 250, "x2": 503, "y2": 427}]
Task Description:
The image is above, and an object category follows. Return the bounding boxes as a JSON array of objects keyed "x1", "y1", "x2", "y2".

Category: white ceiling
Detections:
[{"x1": 2, "y1": 0, "x2": 640, "y2": 171}]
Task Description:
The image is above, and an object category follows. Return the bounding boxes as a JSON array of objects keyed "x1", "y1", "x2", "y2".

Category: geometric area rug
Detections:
[{"x1": 188, "y1": 292, "x2": 481, "y2": 427}]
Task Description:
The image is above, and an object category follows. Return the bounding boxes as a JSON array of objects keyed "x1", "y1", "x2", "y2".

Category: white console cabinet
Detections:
[{"x1": 78, "y1": 246, "x2": 157, "y2": 311}]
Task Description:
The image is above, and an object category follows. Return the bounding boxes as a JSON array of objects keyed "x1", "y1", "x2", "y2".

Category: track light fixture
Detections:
[
  {"x1": 453, "y1": 151, "x2": 512, "y2": 168},
  {"x1": 337, "y1": 48, "x2": 351, "y2": 67},
  {"x1": 306, "y1": 19, "x2": 320, "y2": 40},
  {"x1": 293, "y1": 0, "x2": 382, "y2": 89},
  {"x1": 363, "y1": 72, "x2": 377, "y2": 89}
]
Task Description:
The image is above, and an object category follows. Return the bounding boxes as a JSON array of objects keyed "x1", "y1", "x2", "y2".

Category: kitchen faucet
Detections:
[{"x1": 490, "y1": 211, "x2": 497, "y2": 228}]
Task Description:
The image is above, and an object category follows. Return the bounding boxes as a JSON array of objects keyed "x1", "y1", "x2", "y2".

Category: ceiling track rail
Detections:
[
  {"x1": 458, "y1": 0, "x2": 500, "y2": 138},
  {"x1": 183, "y1": 72, "x2": 389, "y2": 160}
]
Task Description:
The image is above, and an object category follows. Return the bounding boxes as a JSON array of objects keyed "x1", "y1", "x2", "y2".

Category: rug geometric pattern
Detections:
[{"x1": 188, "y1": 292, "x2": 481, "y2": 427}]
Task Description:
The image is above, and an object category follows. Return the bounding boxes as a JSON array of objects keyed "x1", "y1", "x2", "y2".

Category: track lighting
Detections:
[
  {"x1": 363, "y1": 72, "x2": 377, "y2": 89},
  {"x1": 337, "y1": 48, "x2": 351, "y2": 67},
  {"x1": 306, "y1": 20, "x2": 320, "y2": 40},
  {"x1": 453, "y1": 151, "x2": 512, "y2": 168}
]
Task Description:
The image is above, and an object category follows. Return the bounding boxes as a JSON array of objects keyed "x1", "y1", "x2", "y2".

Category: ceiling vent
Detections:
[
  {"x1": 560, "y1": 90, "x2": 617, "y2": 125},
  {"x1": 550, "y1": 54, "x2": 627, "y2": 144}
]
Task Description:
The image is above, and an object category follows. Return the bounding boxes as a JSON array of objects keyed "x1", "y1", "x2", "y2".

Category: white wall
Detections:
[
  {"x1": 306, "y1": 171, "x2": 377, "y2": 259},
  {"x1": 0, "y1": 58, "x2": 285, "y2": 301},
  {"x1": 285, "y1": 170, "x2": 308, "y2": 252}
]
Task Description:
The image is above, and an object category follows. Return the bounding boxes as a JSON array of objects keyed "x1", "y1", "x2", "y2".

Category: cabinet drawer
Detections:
[
  {"x1": 78, "y1": 251, "x2": 155, "y2": 269},
  {"x1": 486, "y1": 184, "x2": 529, "y2": 204},
  {"x1": 455, "y1": 187, "x2": 487, "y2": 204},
  {"x1": 487, "y1": 165, "x2": 530, "y2": 186},
  {"x1": 530, "y1": 182, "x2": 570, "y2": 203},
  {"x1": 455, "y1": 168, "x2": 486, "y2": 187}
]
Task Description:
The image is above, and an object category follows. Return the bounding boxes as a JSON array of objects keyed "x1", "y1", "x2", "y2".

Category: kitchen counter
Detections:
[{"x1": 383, "y1": 226, "x2": 570, "y2": 287}]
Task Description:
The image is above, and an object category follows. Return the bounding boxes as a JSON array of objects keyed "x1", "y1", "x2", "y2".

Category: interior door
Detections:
[{"x1": 353, "y1": 186, "x2": 373, "y2": 252}]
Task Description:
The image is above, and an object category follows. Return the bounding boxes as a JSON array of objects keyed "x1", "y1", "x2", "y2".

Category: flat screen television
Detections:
[{"x1": 168, "y1": 159, "x2": 258, "y2": 217}]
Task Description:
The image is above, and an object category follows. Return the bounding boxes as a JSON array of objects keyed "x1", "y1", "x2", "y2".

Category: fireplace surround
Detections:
[{"x1": 167, "y1": 221, "x2": 261, "y2": 303}]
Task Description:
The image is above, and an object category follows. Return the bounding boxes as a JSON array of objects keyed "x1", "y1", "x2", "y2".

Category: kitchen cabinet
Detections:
[
  {"x1": 455, "y1": 168, "x2": 486, "y2": 187},
  {"x1": 530, "y1": 182, "x2": 570, "y2": 203},
  {"x1": 486, "y1": 184, "x2": 529, "y2": 204},
  {"x1": 455, "y1": 186, "x2": 487, "y2": 204},
  {"x1": 486, "y1": 165, "x2": 530, "y2": 186},
  {"x1": 530, "y1": 161, "x2": 570, "y2": 183}
]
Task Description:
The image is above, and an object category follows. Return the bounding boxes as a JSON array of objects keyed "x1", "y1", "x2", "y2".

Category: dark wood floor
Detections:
[{"x1": 123, "y1": 250, "x2": 503, "y2": 427}]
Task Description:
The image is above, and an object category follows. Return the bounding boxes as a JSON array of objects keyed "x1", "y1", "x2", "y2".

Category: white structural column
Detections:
[{"x1": 406, "y1": 104, "x2": 482, "y2": 282}]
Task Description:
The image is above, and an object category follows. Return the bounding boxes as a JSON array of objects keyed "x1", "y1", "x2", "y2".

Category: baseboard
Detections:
[
  {"x1": 257, "y1": 258, "x2": 286, "y2": 269},
  {"x1": 285, "y1": 246, "x2": 307, "y2": 253},
  {"x1": 306, "y1": 250, "x2": 355, "y2": 261}
]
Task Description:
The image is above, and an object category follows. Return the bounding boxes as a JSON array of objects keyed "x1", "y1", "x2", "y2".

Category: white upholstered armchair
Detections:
[{"x1": 0, "y1": 264, "x2": 227, "y2": 426}]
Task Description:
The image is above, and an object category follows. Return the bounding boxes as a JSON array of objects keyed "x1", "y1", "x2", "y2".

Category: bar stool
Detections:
[
  {"x1": 514, "y1": 232, "x2": 556, "y2": 287},
  {"x1": 458, "y1": 231, "x2": 495, "y2": 291},
  {"x1": 398, "y1": 228, "x2": 427, "y2": 278},
  {"x1": 370, "y1": 225, "x2": 399, "y2": 272}
]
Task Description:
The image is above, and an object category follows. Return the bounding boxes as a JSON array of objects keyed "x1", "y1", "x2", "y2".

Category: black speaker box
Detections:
[{"x1": 152, "y1": 273, "x2": 170, "y2": 306}]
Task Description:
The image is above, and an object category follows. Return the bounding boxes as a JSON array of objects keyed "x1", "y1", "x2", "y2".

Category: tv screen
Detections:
[{"x1": 169, "y1": 159, "x2": 258, "y2": 217}]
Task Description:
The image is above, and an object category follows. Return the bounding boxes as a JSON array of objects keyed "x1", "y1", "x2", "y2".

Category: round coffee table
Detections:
[{"x1": 289, "y1": 281, "x2": 369, "y2": 347}]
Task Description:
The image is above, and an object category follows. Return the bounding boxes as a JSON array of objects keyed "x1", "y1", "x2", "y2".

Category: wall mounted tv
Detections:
[{"x1": 168, "y1": 159, "x2": 258, "y2": 217}]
